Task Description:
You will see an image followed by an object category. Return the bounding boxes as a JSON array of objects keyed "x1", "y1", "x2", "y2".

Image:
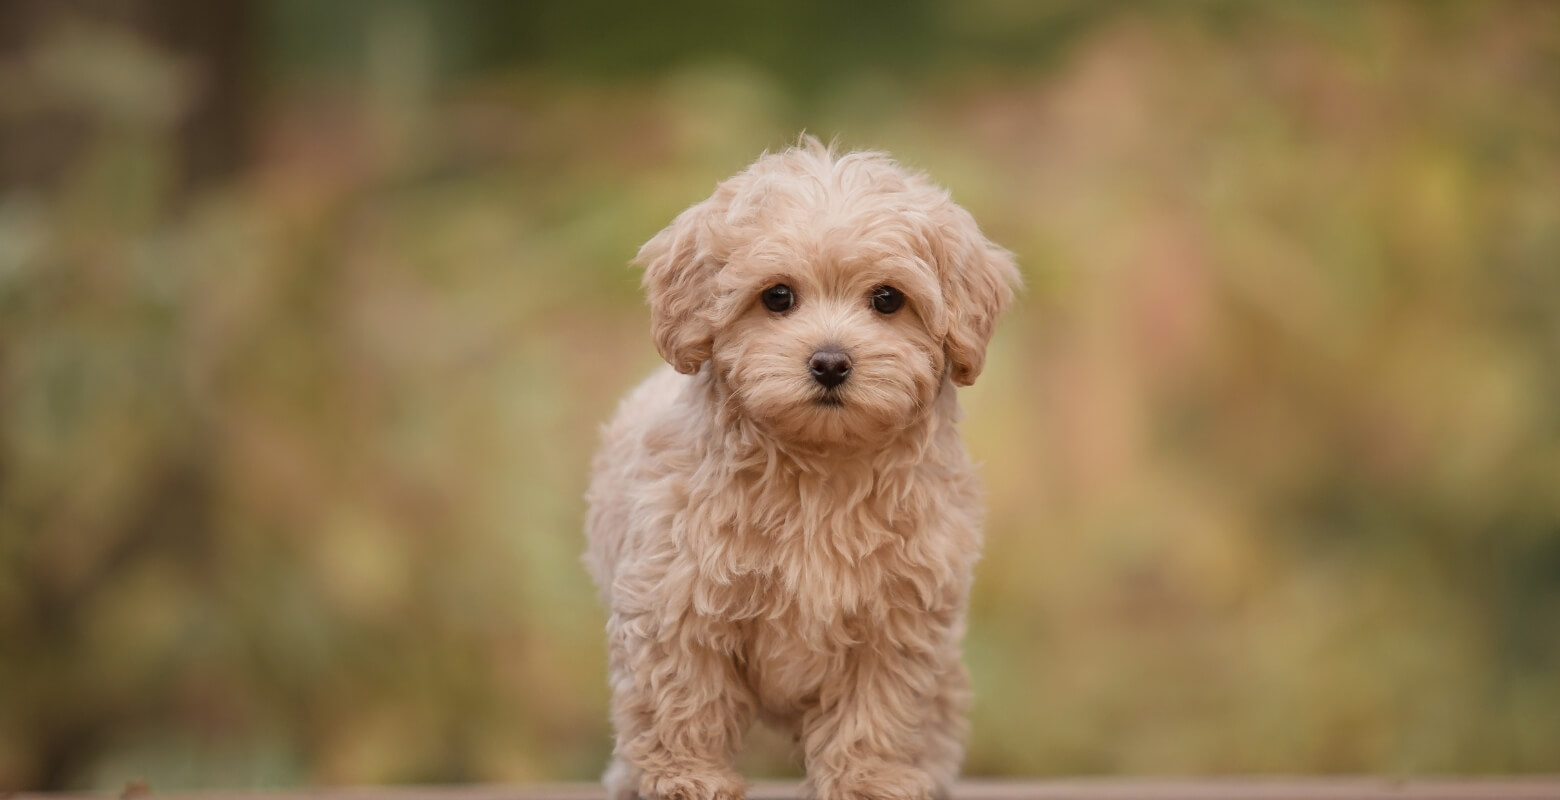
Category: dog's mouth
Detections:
[{"x1": 814, "y1": 392, "x2": 845, "y2": 408}]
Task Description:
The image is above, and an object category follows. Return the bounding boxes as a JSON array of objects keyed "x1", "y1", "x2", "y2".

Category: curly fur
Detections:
[{"x1": 584, "y1": 137, "x2": 1020, "y2": 800}]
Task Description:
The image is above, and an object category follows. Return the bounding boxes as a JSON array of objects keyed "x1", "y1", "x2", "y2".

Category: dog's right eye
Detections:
[{"x1": 761, "y1": 284, "x2": 795, "y2": 313}]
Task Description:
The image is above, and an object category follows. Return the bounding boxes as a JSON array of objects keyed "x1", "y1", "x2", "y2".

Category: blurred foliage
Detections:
[{"x1": 2, "y1": 0, "x2": 1559, "y2": 791}]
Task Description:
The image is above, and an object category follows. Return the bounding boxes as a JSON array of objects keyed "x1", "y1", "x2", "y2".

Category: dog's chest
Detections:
[
  {"x1": 693, "y1": 476, "x2": 914, "y2": 621},
  {"x1": 726, "y1": 542, "x2": 946, "y2": 718},
  {"x1": 665, "y1": 446, "x2": 981, "y2": 715},
  {"x1": 686, "y1": 473, "x2": 966, "y2": 715}
]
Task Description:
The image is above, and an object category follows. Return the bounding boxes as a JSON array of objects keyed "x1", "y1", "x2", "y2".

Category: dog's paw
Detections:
[
  {"x1": 811, "y1": 761, "x2": 936, "y2": 800},
  {"x1": 639, "y1": 769, "x2": 746, "y2": 800}
]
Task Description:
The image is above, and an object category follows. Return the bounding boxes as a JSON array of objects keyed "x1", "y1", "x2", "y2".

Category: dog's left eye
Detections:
[
  {"x1": 871, "y1": 285, "x2": 905, "y2": 315},
  {"x1": 761, "y1": 284, "x2": 795, "y2": 313}
]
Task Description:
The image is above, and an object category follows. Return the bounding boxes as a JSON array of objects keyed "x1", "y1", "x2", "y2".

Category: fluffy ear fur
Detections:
[
  {"x1": 634, "y1": 195, "x2": 728, "y2": 374},
  {"x1": 932, "y1": 203, "x2": 1021, "y2": 387}
]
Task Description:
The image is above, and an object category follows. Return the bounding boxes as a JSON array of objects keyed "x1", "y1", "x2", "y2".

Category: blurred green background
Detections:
[{"x1": 2, "y1": 0, "x2": 1559, "y2": 791}]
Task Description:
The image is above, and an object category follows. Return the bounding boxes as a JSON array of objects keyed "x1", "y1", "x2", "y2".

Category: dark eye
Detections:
[
  {"x1": 871, "y1": 285, "x2": 905, "y2": 315},
  {"x1": 761, "y1": 284, "x2": 794, "y2": 313}
]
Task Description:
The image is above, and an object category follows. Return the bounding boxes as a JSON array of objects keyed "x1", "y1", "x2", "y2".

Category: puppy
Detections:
[{"x1": 585, "y1": 137, "x2": 1019, "y2": 800}]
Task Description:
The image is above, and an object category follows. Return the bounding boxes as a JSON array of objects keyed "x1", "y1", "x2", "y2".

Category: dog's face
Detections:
[{"x1": 636, "y1": 140, "x2": 1020, "y2": 445}]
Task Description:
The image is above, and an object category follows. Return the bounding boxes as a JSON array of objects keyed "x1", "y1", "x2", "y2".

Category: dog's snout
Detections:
[{"x1": 808, "y1": 350, "x2": 852, "y2": 388}]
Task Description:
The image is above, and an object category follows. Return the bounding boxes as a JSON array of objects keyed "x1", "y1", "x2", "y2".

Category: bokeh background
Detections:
[{"x1": 3, "y1": 0, "x2": 1559, "y2": 791}]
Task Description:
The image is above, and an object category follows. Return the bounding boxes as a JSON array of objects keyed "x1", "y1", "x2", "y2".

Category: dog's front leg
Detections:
[
  {"x1": 605, "y1": 610, "x2": 755, "y2": 800},
  {"x1": 799, "y1": 631, "x2": 953, "y2": 800}
]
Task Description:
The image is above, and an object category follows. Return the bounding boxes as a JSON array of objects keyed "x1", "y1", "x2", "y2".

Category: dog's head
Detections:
[{"x1": 635, "y1": 137, "x2": 1020, "y2": 445}]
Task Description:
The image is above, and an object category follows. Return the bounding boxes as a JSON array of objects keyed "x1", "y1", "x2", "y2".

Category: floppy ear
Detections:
[
  {"x1": 634, "y1": 198, "x2": 725, "y2": 374},
  {"x1": 935, "y1": 204, "x2": 1021, "y2": 387}
]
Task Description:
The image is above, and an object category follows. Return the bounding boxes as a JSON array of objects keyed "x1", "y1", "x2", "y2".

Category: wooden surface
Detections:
[{"x1": 15, "y1": 779, "x2": 1560, "y2": 800}]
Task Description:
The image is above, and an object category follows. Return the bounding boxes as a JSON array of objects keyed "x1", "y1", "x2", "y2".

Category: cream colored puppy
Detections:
[{"x1": 585, "y1": 137, "x2": 1019, "y2": 800}]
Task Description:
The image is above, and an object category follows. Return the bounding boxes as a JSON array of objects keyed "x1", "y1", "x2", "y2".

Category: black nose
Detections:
[{"x1": 808, "y1": 350, "x2": 852, "y2": 388}]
